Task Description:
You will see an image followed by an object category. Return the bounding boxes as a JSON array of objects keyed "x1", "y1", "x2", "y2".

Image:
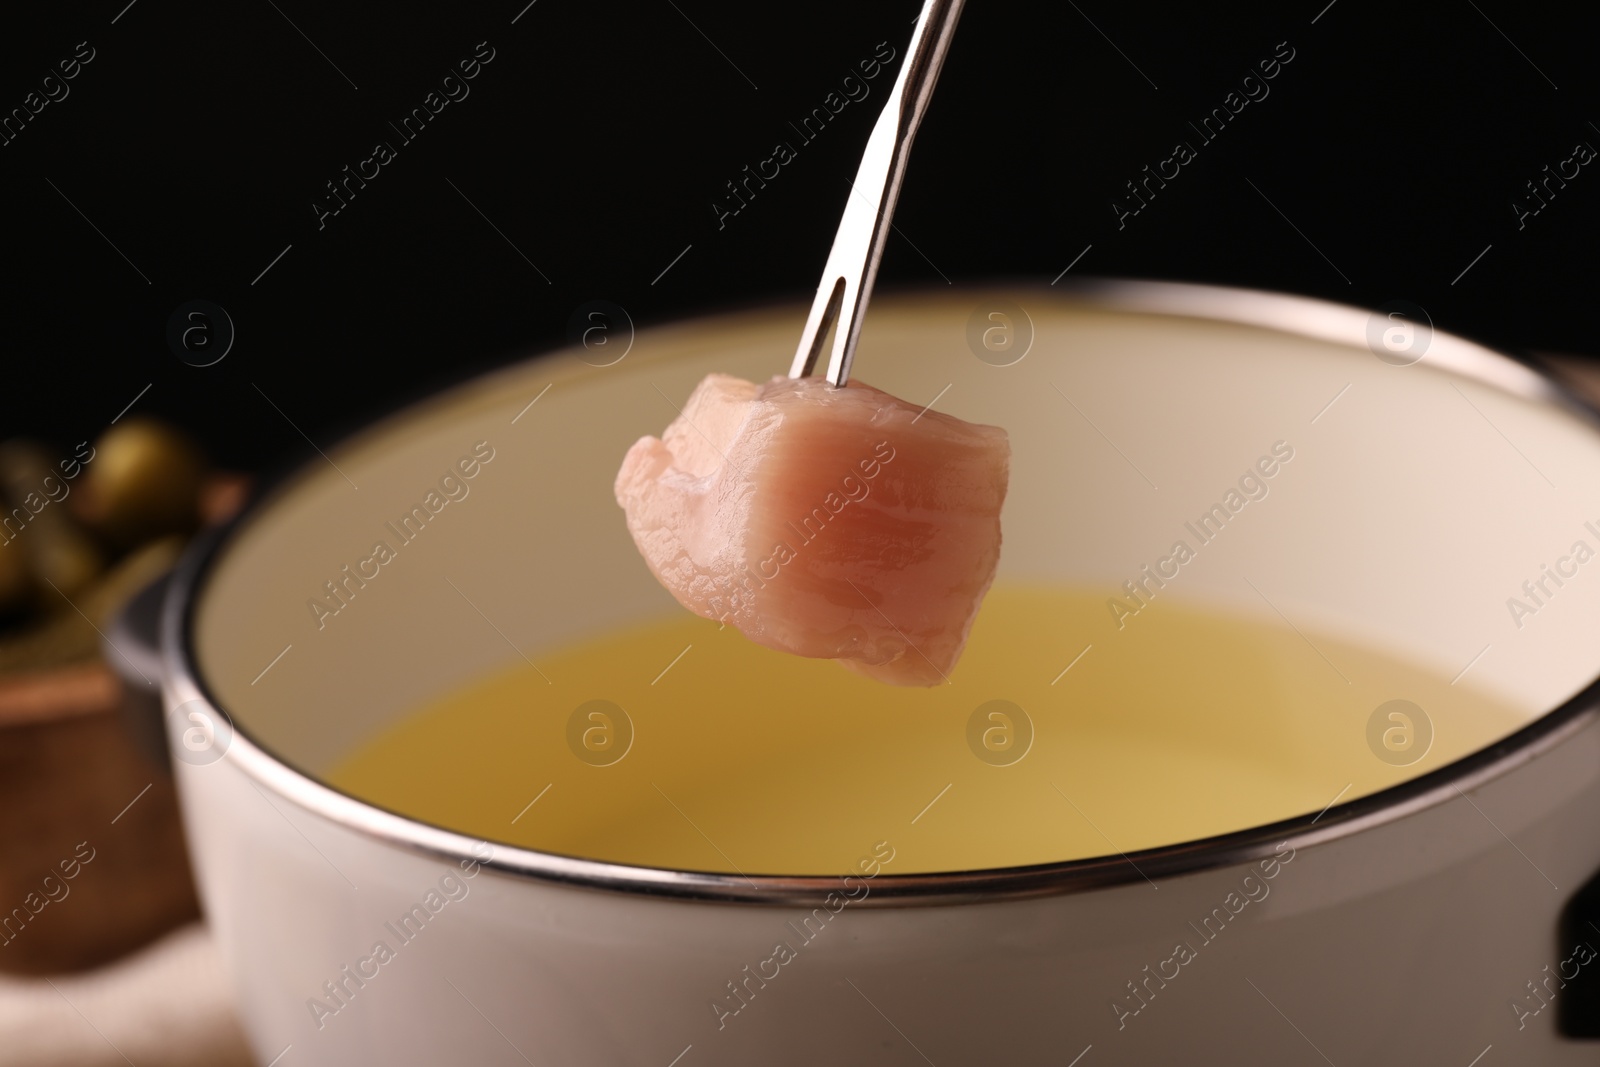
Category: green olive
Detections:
[
  {"x1": 75, "y1": 419, "x2": 207, "y2": 551},
  {"x1": 0, "y1": 440, "x2": 104, "y2": 603},
  {"x1": 0, "y1": 536, "x2": 31, "y2": 620}
]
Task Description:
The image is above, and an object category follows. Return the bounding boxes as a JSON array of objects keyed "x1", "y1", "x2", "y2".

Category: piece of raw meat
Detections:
[{"x1": 613, "y1": 373, "x2": 1010, "y2": 686}]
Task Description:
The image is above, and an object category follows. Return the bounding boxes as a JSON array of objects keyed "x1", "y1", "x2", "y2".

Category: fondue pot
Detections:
[{"x1": 118, "y1": 283, "x2": 1600, "y2": 1064}]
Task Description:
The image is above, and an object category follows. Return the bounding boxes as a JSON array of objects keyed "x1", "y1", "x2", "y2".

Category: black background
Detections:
[{"x1": 1, "y1": 0, "x2": 1594, "y2": 471}]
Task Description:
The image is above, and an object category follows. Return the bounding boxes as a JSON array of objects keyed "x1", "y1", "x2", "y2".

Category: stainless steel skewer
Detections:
[{"x1": 788, "y1": 0, "x2": 965, "y2": 387}]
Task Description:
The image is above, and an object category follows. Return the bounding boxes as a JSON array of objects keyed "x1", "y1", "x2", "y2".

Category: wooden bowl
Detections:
[
  {"x1": 0, "y1": 661, "x2": 200, "y2": 974},
  {"x1": 0, "y1": 474, "x2": 249, "y2": 975}
]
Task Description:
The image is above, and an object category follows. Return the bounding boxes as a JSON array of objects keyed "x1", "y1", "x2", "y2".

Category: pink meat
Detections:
[{"x1": 614, "y1": 374, "x2": 1010, "y2": 686}]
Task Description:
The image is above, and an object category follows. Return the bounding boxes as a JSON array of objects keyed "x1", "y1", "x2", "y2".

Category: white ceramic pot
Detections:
[{"x1": 148, "y1": 284, "x2": 1600, "y2": 1064}]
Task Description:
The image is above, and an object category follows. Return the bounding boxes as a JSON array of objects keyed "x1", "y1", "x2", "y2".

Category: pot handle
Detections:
[
  {"x1": 1559, "y1": 869, "x2": 1600, "y2": 1037},
  {"x1": 102, "y1": 568, "x2": 174, "y2": 772}
]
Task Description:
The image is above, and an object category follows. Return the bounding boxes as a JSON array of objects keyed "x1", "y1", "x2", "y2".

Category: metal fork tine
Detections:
[{"x1": 788, "y1": 0, "x2": 965, "y2": 388}]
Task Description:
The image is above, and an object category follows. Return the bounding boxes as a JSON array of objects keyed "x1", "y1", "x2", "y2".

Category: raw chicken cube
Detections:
[{"x1": 614, "y1": 373, "x2": 1010, "y2": 686}]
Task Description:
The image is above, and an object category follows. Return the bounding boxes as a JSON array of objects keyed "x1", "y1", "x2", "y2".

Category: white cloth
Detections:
[{"x1": 0, "y1": 924, "x2": 254, "y2": 1067}]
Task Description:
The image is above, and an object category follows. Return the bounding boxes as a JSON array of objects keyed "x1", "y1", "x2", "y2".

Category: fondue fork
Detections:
[{"x1": 788, "y1": 0, "x2": 965, "y2": 388}]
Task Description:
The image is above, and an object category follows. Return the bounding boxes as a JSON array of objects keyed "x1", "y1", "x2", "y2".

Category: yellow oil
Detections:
[{"x1": 327, "y1": 586, "x2": 1525, "y2": 875}]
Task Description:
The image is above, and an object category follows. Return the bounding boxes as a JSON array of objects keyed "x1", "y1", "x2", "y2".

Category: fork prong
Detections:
[
  {"x1": 787, "y1": 0, "x2": 965, "y2": 388},
  {"x1": 789, "y1": 276, "x2": 845, "y2": 379}
]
